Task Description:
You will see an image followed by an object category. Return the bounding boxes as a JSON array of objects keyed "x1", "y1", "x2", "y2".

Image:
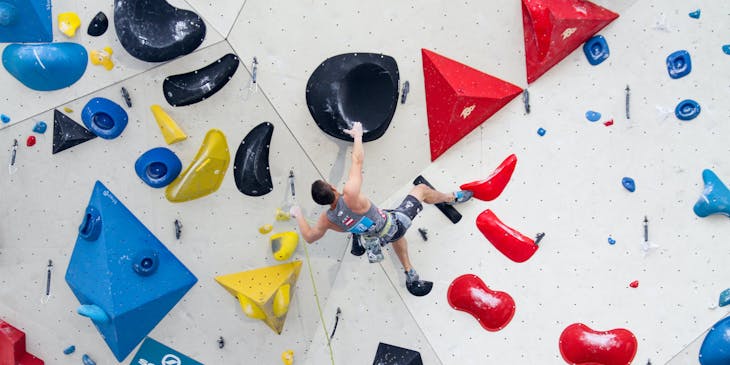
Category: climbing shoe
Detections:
[
  {"x1": 405, "y1": 269, "x2": 433, "y2": 297},
  {"x1": 448, "y1": 190, "x2": 473, "y2": 205}
]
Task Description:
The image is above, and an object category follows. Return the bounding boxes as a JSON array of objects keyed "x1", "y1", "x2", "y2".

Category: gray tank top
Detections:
[{"x1": 326, "y1": 196, "x2": 387, "y2": 235}]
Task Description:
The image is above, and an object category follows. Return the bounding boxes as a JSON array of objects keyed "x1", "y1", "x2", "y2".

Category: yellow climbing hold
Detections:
[
  {"x1": 215, "y1": 261, "x2": 302, "y2": 334},
  {"x1": 58, "y1": 12, "x2": 81, "y2": 38},
  {"x1": 272, "y1": 284, "x2": 291, "y2": 317},
  {"x1": 63, "y1": 107, "x2": 74, "y2": 113},
  {"x1": 270, "y1": 231, "x2": 299, "y2": 261},
  {"x1": 236, "y1": 293, "x2": 266, "y2": 320},
  {"x1": 165, "y1": 129, "x2": 229, "y2": 202},
  {"x1": 259, "y1": 224, "x2": 274, "y2": 234},
  {"x1": 281, "y1": 350, "x2": 294, "y2": 365},
  {"x1": 275, "y1": 207, "x2": 291, "y2": 221},
  {"x1": 150, "y1": 105, "x2": 187, "y2": 144},
  {"x1": 90, "y1": 47, "x2": 114, "y2": 70}
]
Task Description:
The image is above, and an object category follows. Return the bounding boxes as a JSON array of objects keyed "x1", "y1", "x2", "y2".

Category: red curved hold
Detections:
[
  {"x1": 476, "y1": 209, "x2": 538, "y2": 263},
  {"x1": 447, "y1": 274, "x2": 515, "y2": 331},
  {"x1": 460, "y1": 154, "x2": 517, "y2": 201},
  {"x1": 559, "y1": 323, "x2": 638, "y2": 365}
]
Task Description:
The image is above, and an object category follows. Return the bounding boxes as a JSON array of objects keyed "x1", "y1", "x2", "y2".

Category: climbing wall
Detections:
[{"x1": 1, "y1": 0, "x2": 729, "y2": 365}]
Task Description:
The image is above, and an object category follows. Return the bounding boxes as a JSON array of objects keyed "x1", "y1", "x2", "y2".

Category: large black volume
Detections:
[
  {"x1": 163, "y1": 53, "x2": 239, "y2": 107},
  {"x1": 114, "y1": 0, "x2": 206, "y2": 62},
  {"x1": 233, "y1": 122, "x2": 274, "y2": 197},
  {"x1": 305, "y1": 53, "x2": 399, "y2": 142}
]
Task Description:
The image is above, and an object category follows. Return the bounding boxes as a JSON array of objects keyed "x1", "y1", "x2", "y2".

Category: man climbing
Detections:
[{"x1": 290, "y1": 122, "x2": 472, "y2": 297}]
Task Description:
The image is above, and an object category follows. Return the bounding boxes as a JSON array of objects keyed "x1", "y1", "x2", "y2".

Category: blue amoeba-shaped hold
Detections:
[
  {"x1": 693, "y1": 169, "x2": 730, "y2": 218},
  {"x1": 666, "y1": 50, "x2": 692, "y2": 79},
  {"x1": 583, "y1": 35, "x2": 610, "y2": 66},
  {"x1": 585, "y1": 110, "x2": 601, "y2": 122},
  {"x1": 2, "y1": 43, "x2": 88, "y2": 91}
]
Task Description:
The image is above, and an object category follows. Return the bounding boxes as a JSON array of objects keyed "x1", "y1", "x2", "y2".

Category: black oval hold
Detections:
[
  {"x1": 163, "y1": 53, "x2": 239, "y2": 107},
  {"x1": 87, "y1": 11, "x2": 108, "y2": 37},
  {"x1": 233, "y1": 122, "x2": 274, "y2": 197},
  {"x1": 114, "y1": 0, "x2": 206, "y2": 62},
  {"x1": 306, "y1": 53, "x2": 399, "y2": 142}
]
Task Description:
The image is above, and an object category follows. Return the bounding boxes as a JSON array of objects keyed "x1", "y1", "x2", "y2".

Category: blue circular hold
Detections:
[
  {"x1": 1, "y1": 114, "x2": 9, "y2": 123},
  {"x1": 134, "y1": 147, "x2": 182, "y2": 188},
  {"x1": 585, "y1": 110, "x2": 601, "y2": 122},
  {"x1": 33, "y1": 121, "x2": 47, "y2": 134},
  {"x1": 622, "y1": 177, "x2": 636, "y2": 192},
  {"x1": 608, "y1": 237, "x2": 616, "y2": 245},
  {"x1": 0, "y1": 2, "x2": 17, "y2": 26},
  {"x1": 537, "y1": 127, "x2": 546, "y2": 136},
  {"x1": 81, "y1": 97, "x2": 128, "y2": 139},
  {"x1": 132, "y1": 250, "x2": 159, "y2": 276},
  {"x1": 723, "y1": 45, "x2": 730, "y2": 55},
  {"x1": 675, "y1": 99, "x2": 700, "y2": 121}
]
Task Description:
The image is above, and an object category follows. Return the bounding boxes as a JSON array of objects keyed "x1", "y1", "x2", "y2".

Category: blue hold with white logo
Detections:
[{"x1": 131, "y1": 337, "x2": 203, "y2": 365}]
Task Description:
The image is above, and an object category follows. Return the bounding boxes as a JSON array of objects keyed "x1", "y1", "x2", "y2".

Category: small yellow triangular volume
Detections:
[
  {"x1": 215, "y1": 261, "x2": 302, "y2": 334},
  {"x1": 150, "y1": 105, "x2": 187, "y2": 144}
]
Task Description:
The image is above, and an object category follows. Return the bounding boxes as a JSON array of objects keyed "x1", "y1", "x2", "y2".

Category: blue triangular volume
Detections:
[
  {"x1": 65, "y1": 181, "x2": 197, "y2": 362},
  {"x1": 0, "y1": 0, "x2": 52, "y2": 43}
]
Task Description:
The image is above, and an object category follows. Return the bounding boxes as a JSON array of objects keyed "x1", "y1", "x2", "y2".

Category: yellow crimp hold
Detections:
[
  {"x1": 90, "y1": 47, "x2": 114, "y2": 71},
  {"x1": 150, "y1": 105, "x2": 187, "y2": 144},
  {"x1": 58, "y1": 12, "x2": 81, "y2": 38},
  {"x1": 63, "y1": 107, "x2": 73, "y2": 113},
  {"x1": 165, "y1": 129, "x2": 229, "y2": 202},
  {"x1": 281, "y1": 350, "x2": 294, "y2": 365},
  {"x1": 259, "y1": 224, "x2": 273, "y2": 234},
  {"x1": 270, "y1": 231, "x2": 299, "y2": 261},
  {"x1": 215, "y1": 261, "x2": 302, "y2": 334},
  {"x1": 275, "y1": 207, "x2": 291, "y2": 221}
]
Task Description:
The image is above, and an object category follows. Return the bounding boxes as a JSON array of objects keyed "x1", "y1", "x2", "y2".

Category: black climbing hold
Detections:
[
  {"x1": 87, "y1": 11, "x2": 108, "y2": 37},
  {"x1": 306, "y1": 53, "x2": 399, "y2": 142},
  {"x1": 350, "y1": 235, "x2": 365, "y2": 256},
  {"x1": 406, "y1": 279, "x2": 433, "y2": 297},
  {"x1": 114, "y1": 0, "x2": 206, "y2": 62},
  {"x1": 163, "y1": 53, "x2": 239, "y2": 107},
  {"x1": 413, "y1": 175, "x2": 462, "y2": 224},
  {"x1": 373, "y1": 342, "x2": 423, "y2": 365},
  {"x1": 233, "y1": 122, "x2": 274, "y2": 196},
  {"x1": 417, "y1": 228, "x2": 428, "y2": 241},
  {"x1": 52, "y1": 109, "x2": 97, "y2": 154}
]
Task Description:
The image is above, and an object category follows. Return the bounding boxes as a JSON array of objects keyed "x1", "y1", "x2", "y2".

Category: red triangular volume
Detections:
[
  {"x1": 522, "y1": 0, "x2": 619, "y2": 83},
  {"x1": 422, "y1": 49, "x2": 522, "y2": 161}
]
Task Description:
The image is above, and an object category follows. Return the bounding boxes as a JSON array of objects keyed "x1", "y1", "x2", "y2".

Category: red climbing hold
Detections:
[
  {"x1": 559, "y1": 323, "x2": 638, "y2": 365},
  {"x1": 629, "y1": 280, "x2": 639, "y2": 288},
  {"x1": 421, "y1": 49, "x2": 522, "y2": 161},
  {"x1": 26, "y1": 136, "x2": 36, "y2": 147},
  {"x1": 0, "y1": 319, "x2": 45, "y2": 365},
  {"x1": 522, "y1": 0, "x2": 619, "y2": 83},
  {"x1": 476, "y1": 209, "x2": 538, "y2": 263},
  {"x1": 447, "y1": 274, "x2": 515, "y2": 331},
  {"x1": 460, "y1": 154, "x2": 517, "y2": 201},
  {"x1": 604, "y1": 119, "x2": 614, "y2": 126}
]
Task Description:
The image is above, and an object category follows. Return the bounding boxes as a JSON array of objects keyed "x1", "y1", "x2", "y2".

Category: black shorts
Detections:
[{"x1": 385, "y1": 195, "x2": 423, "y2": 242}]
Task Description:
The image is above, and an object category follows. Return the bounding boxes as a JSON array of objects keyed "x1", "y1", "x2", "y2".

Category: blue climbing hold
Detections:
[
  {"x1": 693, "y1": 169, "x2": 730, "y2": 218},
  {"x1": 2, "y1": 43, "x2": 88, "y2": 91},
  {"x1": 135, "y1": 147, "x2": 182, "y2": 188},
  {"x1": 723, "y1": 45, "x2": 730, "y2": 55},
  {"x1": 699, "y1": 316, "x2": 730, "y2": 365},
  {"x1": 32, "y1": 121, "x2": 47, "y2": 133},
  {"x1": 666, "y1": 50, "x2": 692, "y2": 79},
  {"x1": 583, "y1": 35, "x2": 610, "y2": 66},
  {"x1": 622, "y1": 177, "x2": 636, "y2": 192},
  {"x1": 0, "y1": 0, "x2": 52, "y2": 43},
  {"x1": 82, "y1": 354, "x2": 97, "y2": 365},
  {"x1": 63, "y1": 345, "x2": 75, "y2": 355},
  {"x1": 689, "y1": 9, "x2": 701, "y2": 19},
  {"x1": 81, "y1": 97, "x2": 128, "y2": 139},
  {"x1": 585, "y1": 111, "x2": 601, "y2": 122},
  {"x1": 608, "y1": 237, "x2": 616, "y2": 245},
  {"x1": 537, "y1": 127, "x2": 546, "y2": 136},
  {"x1": 65, "y1": 181, "x2": 198, "y2": 362},
  {"x1": 1, "y1": 114, "x2": 9, "y2": 123},
  {"x1": 719, "y1": 288, "x2": 730, "y2": 307},
  {"x1": 675, "y1": 99, "x2": 700, "y2": 121}
]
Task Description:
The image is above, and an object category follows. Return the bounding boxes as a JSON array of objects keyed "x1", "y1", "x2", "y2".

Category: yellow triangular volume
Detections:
[
  {"x1": 215, "y1": 261, "x2": 302, "y2": 334},
  {"x1": 150, "y1": 105, "x2": 187, "y2": 144}
]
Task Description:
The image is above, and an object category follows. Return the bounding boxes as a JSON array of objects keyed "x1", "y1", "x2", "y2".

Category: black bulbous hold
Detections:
[
  {"x1": 233, "y1": 122, "x2": 274, "y2": 197},
  {"x1": 114, "y1": 0, "x2": 206, "y2": 62},
  {"x1": 87, "y1": 11, "x2": 108, "y2": 37},
  {"x1": 163, "y1": 53, "x2": 239, "y2": 107}
]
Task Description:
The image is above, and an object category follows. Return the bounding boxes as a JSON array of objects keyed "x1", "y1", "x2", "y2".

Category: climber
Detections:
[{"x1": 290, "y1": 122, "x2": 472, "y2": 296}]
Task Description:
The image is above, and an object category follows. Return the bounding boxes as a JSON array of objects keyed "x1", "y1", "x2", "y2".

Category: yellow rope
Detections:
[{"x1": 302, "y1": 241, "x2": 336, "y2": 365}]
